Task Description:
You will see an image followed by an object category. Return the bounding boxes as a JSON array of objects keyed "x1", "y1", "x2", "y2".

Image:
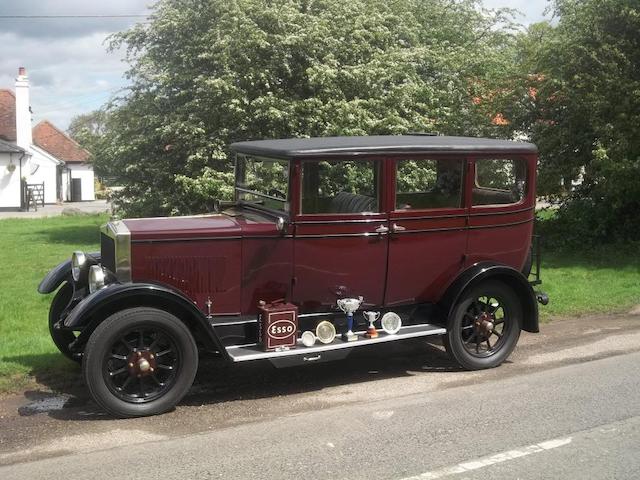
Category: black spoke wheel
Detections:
[
  {"x1": 48, "y1": 282, "x2": 79, "y2": 362},
  {"x1": 444, "y1": 281, "x2": 522, "y2": 370},
  {"x1": 83, "y1": 307, "x2": 198, "y2": 418}
]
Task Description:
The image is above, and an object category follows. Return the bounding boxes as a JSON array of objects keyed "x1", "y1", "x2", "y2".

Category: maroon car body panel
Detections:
[{"x1": 121, "y1": 141, "x2": 538, "y2": 320}]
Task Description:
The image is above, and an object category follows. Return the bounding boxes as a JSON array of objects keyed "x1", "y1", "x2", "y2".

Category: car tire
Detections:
[
  {"x1": 48, "y1": 282, "x2": 79, "y2": 362},
  {"x1": 82, "y1": 307, "x2": 198, "y2": 418},
  {"x1": 444, "y1": 280, "x2": 522, "y2": 370}
]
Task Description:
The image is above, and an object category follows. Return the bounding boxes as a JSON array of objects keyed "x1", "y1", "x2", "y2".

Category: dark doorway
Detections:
[
  {"x1": 70, "y1": 178, "x2": 82, "y2": 202},
  {"x1": 56, "y1": 166, "x2": 63, "y2": 202}
]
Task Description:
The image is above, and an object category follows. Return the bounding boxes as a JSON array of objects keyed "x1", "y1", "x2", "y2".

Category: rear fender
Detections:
[
  {"x1": 38, "y1": 252, "x2": 100, "y2": 294},
  {"x1": 64, "y1": 282, "x2": 228, "y2": 360},
  {"x1": 439, "y1": 262, "x2": 539, "y2": 333}
]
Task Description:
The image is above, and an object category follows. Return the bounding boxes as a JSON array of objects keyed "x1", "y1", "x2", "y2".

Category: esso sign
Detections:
[{"x1": 269, "y1": 320, "x2": 296, "y2": 339}]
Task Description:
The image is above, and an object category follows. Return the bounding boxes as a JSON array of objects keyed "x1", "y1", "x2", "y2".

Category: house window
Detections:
[
  {"x1": 473, "y1": 158, "x2": 527, "y2": 206},
  {"x1": 395, "y1": 158, "x2": 464, "y2": 210},
  {"x1": 301, "y1": 159, "x2": 380, "y2": 214}
]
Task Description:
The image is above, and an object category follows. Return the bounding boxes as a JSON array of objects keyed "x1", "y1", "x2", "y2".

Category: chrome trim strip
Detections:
[
  {"x1": 295, "y1": 217, "x2": 385, "y2": 225},
  {"x1": 101, "y1": 220, "x2": 131, "y2": 282},
  {"x1": 390, "y1": 213, "x2": 467, "y2": 220},
  {"x1": 469, "y1": 205, "x2": 535, "y2": 217},
  {"x1": 393, "y1": 227, "x2": 466, "y2": 234},
  {"x1": 212, "y1": 319, "x2": 258, "y2": 326},
  {"x1": 468, "y1": 218, "x2": 534, "y2": 229},
  {"x1": 131, "y1": 236, "x2": 243, "y2": 244},
  {"x1": 299, "y1": 312, "x2": 339, "y2": 318},
  {"x1": 296, "y1": 232, "x2": 383, "y2": 239}
]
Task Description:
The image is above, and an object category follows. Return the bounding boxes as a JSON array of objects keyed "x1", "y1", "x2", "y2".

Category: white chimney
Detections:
[{"x1": 15, "y1": 66, "x2": 33, "y2": 149}]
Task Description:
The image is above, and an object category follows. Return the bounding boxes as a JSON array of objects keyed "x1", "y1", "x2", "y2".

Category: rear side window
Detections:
[
  {"x1": 301, "y1": 159, "x2": 380, "y2": 214},
  {"x1": 395, "y1": 158, "x2": 464, "y2": 210},
  {"x1": 473, "y1": 158, "x2": 527, "y2": 206}
]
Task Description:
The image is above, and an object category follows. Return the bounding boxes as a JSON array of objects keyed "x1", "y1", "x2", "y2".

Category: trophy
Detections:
[
  {"x1": 337, "y1": 296, "x2": 363, "y2": 342},
  {"x1": 362, "y1": 311, "x2": 380, "y2": 338}
]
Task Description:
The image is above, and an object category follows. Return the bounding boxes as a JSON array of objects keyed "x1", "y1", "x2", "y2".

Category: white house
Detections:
[{"x1": 0, "y1": 67, "x2": 95, "y2": 210}]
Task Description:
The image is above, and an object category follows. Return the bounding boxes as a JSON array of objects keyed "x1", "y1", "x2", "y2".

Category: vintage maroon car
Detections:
[{"x1": 39, "y1": 135, "x2": 547, "y2": 417}]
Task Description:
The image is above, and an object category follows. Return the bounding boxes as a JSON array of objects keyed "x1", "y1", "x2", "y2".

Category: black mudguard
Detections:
[
  {"x1": 64, "y1": 282, "x2": 229, "y2": 360},
  {"x1": 38, "y1": 252, "x2": 100, "y2": 294},
  {"x1": 440, "y1": 262, "x2": 539, "y2": 333}
]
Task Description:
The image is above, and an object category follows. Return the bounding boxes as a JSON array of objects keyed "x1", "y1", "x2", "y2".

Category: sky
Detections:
[{"x1": 0, "y1": 0, "x2": 552, "y2": 131}]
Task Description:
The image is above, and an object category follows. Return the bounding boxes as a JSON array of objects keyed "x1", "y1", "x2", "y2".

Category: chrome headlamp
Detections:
[
  {"x1": 88, "y1": 265, "x2": 106, "y2": 294},
  {"x1": 71, "y1": 251, "x2": 87, "y2": 282}
]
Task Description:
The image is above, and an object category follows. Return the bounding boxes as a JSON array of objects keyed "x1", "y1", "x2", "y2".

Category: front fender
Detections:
[
  {"x1": 439, "y1": 262, "x2": 539, "y2": 333},
  {"x1": 38, "y1": 252, "x2": 100, "y2": 294},
  {"x1": 64, "y1": 282, "x2": 228, "y2": 360}
]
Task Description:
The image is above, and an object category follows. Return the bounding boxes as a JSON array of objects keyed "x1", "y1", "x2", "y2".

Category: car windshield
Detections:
[{"x1": 235, "y1": 154, "x2": 290, "y2": 214}]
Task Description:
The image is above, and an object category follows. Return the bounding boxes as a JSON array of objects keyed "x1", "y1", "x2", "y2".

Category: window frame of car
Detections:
[
  {"x1": 391, "y1": 155, "x2": 468, "y2": 214},
  {"x1": 294, "y1": 156, "x2": 386, "y2": 219},
  {"x1": 469, "y1": 155, "x2": 531, "y2": 210},
  {"x1": 234, "y1": 153, "x2": 292, "y2": 217}
]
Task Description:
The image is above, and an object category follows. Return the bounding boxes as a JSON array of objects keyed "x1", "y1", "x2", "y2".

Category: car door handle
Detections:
[
  {"x1": 392, "y1": 223, "x2": 406, "y2": 232},
  {"x1": 375, "y1": 225, "x2": 389, "y2": 234}
]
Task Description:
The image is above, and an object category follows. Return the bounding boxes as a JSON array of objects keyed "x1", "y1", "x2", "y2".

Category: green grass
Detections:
[
  {"x1": 0, "y1": 214, "x2": 108, "y2": 393},
  {"x1": 538, "y1": 244, "x2": 640, "y2": 319},
  {"x1": 0, "y1": 213, "x2": 638, "y2": 393}
]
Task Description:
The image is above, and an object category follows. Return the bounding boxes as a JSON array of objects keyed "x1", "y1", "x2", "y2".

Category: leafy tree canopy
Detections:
[
  {"x1": 93, "y1": 0, "x2": 518, "y2": 217},
  {"x1": 513, "y1": 0, "x2": 640, "y2": 244}
]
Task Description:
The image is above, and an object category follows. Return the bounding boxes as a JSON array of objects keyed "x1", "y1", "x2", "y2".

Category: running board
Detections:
[{"x1": 225, "y1": 324, "x2": 446, "y2": 363}]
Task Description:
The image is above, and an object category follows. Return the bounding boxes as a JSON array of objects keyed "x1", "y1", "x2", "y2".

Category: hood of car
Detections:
[{"x1": 122, "y1": 214, "x2": 242, "y2": 241}]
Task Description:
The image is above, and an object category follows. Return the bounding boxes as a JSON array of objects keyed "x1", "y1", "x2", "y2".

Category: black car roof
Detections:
[{"x1": 230, "y1": 135, "x2": 538, "y2": 158}]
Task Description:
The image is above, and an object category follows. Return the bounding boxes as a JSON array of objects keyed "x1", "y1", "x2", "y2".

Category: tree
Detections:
[
  {"x1": 67, "y1": 110, "x2": 108, "y2": 160},
  {"x1": 95, "y1": 0, "x2": 520, "y2": 217},
  {"x1": 513, "y1": 0, "x2": 640, "y2": 244}
]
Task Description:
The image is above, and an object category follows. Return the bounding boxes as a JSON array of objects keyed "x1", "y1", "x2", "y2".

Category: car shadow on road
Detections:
[
  {"x1": 185, "y1": 339, "x2": 461, "y2": 408},
  {"x1": 5, "y1": 339, "x2": 463, "y2": 422}
]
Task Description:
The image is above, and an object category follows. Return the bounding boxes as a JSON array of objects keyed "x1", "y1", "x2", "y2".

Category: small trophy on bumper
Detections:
[
  {"x1": 363, "y1": 311, "x2": 380, "y2": 338},
  {"x1": 337, "y1": 296, "x2": 363, "y2": 342}
]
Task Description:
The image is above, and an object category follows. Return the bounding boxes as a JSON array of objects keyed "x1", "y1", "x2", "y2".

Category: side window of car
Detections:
[
  {"x1": 473, "y1": 158, "x2": 527, "y2": 206},
  {"x1": 301, "y1": 159, "x2": 380, "y2": 214},
  {"x1": 395, "y1": 158, "x2": 464, "y2": 210}
]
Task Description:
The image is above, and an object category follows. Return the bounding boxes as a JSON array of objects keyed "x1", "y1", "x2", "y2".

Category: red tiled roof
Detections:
[
  {"x1": 0, "y1": 89, "x2": 16, "y2": 141},
  {"x1": 33, "y1": 120, "x2": 90, "y2": 163}
]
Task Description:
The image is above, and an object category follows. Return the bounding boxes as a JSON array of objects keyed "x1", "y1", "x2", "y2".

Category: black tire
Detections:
[
  {"x1": 444, "y1": 280, "x2": 522, "y2": 370},
  {"x1": 49, "y1": 282, "x2": 79, "y2": 362},
  {"x1": 82, "y1": 307, "x2": 198, "y2": 418}
]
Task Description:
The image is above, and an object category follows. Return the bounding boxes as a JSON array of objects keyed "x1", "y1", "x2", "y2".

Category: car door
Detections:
[
  {"x1": 385, "y1": 155, "x2": 468, "y2": 305},
  {"x1": 292, "y1": 157, "x2": 389, "y2": 312}
]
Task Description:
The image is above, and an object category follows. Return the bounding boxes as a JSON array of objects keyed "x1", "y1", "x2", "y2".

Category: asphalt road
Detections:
[{"x1": 1, "y1": 311, "x2": 640, "y2": 479}]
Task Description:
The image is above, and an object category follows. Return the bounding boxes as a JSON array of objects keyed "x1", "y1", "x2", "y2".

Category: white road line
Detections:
[{"x1": 401, "y1": 436, "x2": 573, "y2": 480}]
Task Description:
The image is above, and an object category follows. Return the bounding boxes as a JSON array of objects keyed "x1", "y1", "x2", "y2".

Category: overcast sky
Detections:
[{"x1": 0, "y1": 0, "x2": 552, "y2": 131}]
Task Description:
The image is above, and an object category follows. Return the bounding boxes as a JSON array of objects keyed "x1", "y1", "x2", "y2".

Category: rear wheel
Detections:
[
  {"x1": 82, "y1": 307, "x2": 198, "y2": 418},
  {"x1": 444, "y1": 281, "x2": 521, "y2": 370},
  {"x1": 48, "y1": 282, "x2": 79, "y2": 362}
]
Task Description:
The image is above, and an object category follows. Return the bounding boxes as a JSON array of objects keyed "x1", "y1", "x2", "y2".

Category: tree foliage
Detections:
[
  {"x1": 91, "y1": 0, "x2": 518, "y2": 217},
  {"x1": 513, "y1": 0, "x2": 640, "y2": 244}
]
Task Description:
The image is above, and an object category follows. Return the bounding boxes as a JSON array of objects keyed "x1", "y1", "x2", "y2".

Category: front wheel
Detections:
[
  {"x1": 82, "y1": 307, "x2": 198, "y2": 418},
  {"x1": 444, "y1": 281, "x2": 522, "y2": 370}
]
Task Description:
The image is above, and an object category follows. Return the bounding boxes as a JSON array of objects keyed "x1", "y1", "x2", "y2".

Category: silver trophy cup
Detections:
[{"x1": 337, "y1": 296, "x2": 363, "y2": 342}]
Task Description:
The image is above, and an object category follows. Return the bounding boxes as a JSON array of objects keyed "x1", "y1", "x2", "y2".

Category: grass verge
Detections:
[
  {"x1": 0, "y1": 214, "x2": 108, "y2": 393},
  {"x1": 0, "y1": 213, "x2": 638, "y2": 394},
  {"x1": 538, "y1": 244, "x2": 640, "y2": 319}
]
